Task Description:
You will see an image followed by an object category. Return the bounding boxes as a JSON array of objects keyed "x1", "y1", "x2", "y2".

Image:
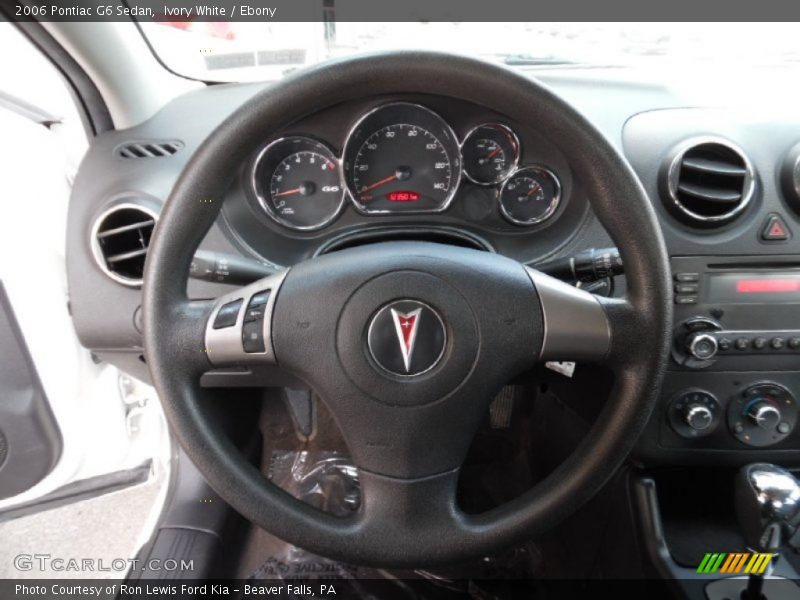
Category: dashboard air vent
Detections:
[
  {"x1": 665, "y1": 139, "x2": 754, "y2": 225},
  {"x1": 91, "y1": 204, "x2": 157, "y2": 287},
  {"x1": 115, "y1": 140, "x2": 183, "y2": 159}
]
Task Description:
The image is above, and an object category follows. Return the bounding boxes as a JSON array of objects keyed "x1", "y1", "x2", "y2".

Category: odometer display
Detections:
[{"x1": 343, "y1": 103, "x2": 461, "y2": 214}]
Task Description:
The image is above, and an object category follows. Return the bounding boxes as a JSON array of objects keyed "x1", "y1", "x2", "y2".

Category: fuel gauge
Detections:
[
  {"x1": 498, "y1": 166, "x2": 561, "y2": 226},
  {"x1": 461, "y1": 123, "x2": 520, "y2": 185}
]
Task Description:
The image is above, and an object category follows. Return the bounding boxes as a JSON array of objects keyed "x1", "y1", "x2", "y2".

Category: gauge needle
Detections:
[
  {"x1": 486, "y1": 147, "x2": 502, "y2": 159},
  {"x1": 527, "y1": 184, "x2": 542, "y2": 196},
  {"x1": 273, "y1": 187, "x2": 303, "y2": 198},
  {"x1": 360, "y1": 174, "x2": 398, "y2": 194}
]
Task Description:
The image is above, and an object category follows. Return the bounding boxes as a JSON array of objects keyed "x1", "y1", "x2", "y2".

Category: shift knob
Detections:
[{"x1": 735, "y1": 463, "x2": 800, "y2": 552}]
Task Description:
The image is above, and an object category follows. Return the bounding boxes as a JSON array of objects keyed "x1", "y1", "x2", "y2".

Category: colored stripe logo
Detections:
[{"x1": 697, "y1": 552, "x2": 773, "y2": 575}]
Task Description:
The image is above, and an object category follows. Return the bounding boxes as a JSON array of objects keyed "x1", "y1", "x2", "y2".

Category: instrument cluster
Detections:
[{"x1": 250, "y1": 102, "x2": 562, "y2": 231}]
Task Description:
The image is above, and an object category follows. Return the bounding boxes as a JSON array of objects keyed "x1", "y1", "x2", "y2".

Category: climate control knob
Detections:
[
  {"x1": 686, "y1": 332, "x2": 719, "y2": 361},
  {"x1": 728, "y1": 383, "x2": 798, "y2": 447},
  {"x1": 747, "y1": 403, "x2": 782, "y2": 430},
  {"x1": 668, "y1": 389, "x2": 720, "y2": 438},
  {"x1": 685, "y1": 404, "x2": 714, "y2": 431}
]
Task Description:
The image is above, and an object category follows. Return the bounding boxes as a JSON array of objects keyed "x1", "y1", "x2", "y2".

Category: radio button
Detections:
[
  {"x1": 735, "y1": 337, "x2": 750, "y2": 351},
  {"x1": 675, "y1": 295, "x2": 698, "y2": 305},
  {"x1": 771, "y1": 337, "x2": 786, "y2": 350},
  {"x1": 686, "y1": 333, "x2": 718, "y2": 361},
  {"x1": 675, "y1": 272, "x2": 700, "y2": 282},
  {"x1": 675, "y1": 283, "x2": 698, "y2": 294}
]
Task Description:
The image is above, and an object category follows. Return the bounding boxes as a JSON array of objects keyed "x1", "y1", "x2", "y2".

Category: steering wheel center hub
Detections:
[{"x1": 367, "y1": 299, "x2": 446, "y2": 377}]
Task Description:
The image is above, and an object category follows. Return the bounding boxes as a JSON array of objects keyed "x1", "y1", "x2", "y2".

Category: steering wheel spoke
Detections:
[
  {"x1": 203, "y1": 270, "x2": 288, "y2": 368},
  {"x1": 526, "y1": 268, "x2": 612, "y2": 364},
  {"x1": 354, "y1": 469, "x2": 465, "y2": 552}
]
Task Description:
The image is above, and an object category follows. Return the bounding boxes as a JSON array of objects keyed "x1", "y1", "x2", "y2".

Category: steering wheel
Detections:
[{"x1": 143, "y1": 52, "x2": 671, "y2": 567}]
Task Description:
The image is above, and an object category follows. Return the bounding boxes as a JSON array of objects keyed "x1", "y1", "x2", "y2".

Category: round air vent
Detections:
[
  {"x1": 663, "y1": 138, "x2": 755, "y2": 226},
  {"x1": 91, "y1": 204, "x2": 158, "y2": 287}
]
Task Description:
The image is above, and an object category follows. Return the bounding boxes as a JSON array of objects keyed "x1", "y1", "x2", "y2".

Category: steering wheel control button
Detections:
[
  {"x1": 242, "y1": 321, "x2": 266, "y2": 353},
  {"x1": 213, "y1": 299, "x2": 242, "y2": 329},
  {"x1": 760, "y1": 213, "x2": 791, "y2": 242},
  {"x1": 728, "y1": 382, "x2": 798, "y2": 447},
  {"x1": 790, "y1": 337, "x2": 800, "y2": 350},
  {"x1": 244, "y1": 291, "x2": 270, "y2": 323},
  {"x1": 244, "y1": 306, "x2": 265, "y2": 323},
  {"x1": 367, "y1": 300, "x2": 446, "y2": 377},
  {"x1": 752, "y1": 337, "x2": 767, "y2": 350},
  {"x1": 241, "y1": 291, "x2": 271, "y2": 351},
  {"x1": 735, "y1": 337, "x2": 750, "y2": 351},
  {"x1": 669, "y1": 389, "x2": 720, "y2": 438},
  {"x1": 248, "y1": 291, "x2": 271, "y2": 307},
  {"x1": 771, "y1": 337, "x2": 786, "y2": 350}
]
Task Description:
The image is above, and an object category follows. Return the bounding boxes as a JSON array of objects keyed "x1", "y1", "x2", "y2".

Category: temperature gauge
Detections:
[
  {"x1": 461, "y1": 123, "x2": 520, "y2": 185},
  {"x1": 498, "y1": 166, "x2": 561, "y2": 226}
]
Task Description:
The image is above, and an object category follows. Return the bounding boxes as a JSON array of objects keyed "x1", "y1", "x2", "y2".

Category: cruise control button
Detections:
[
  {"x1": 718, "y1": 338, "x2": 732, "y2": 351},
  {"x1": 244, "y1": 306, "x2": 265, "y2": 323},
  {"x1": 242, "y1": 321, "x2": 265, "y2": 353},
  {"x1": 771, "y1": 337, "x2": 785, "y2": 350},
  {"x1": 248, "y1": 290, "x2": 271, "y2": 308},
  {"x1": 735, "y1": 337, "x2": 750, "y2": 351},
  {"x1": 789, "y1": 337, "x2": 800, "y2": 350},
  {"x1": 213, "y1": 299, "x2": 242, "y2": 329},
  {"x1": 752, "y1": 337, "x2": 767, "y2": 350}
]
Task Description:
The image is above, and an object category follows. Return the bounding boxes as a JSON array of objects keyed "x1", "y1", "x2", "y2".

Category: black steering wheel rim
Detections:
[{"x1": 143, "y1": 51, "x2": 672, "y2": 567}]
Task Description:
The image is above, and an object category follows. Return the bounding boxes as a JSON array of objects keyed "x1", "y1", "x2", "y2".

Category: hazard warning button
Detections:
[{"x1": 761, "y1": 213, "x2": 791, "y2": 242}]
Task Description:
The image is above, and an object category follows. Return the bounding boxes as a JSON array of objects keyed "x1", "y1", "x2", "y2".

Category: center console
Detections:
[{"x1": 637, "y1": 254, "x2": 800, "y2": 464}]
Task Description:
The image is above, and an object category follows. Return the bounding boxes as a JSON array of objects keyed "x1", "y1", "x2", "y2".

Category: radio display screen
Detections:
[{"x1": 707, "y1": 272, "x2": 800, "y2": 303}]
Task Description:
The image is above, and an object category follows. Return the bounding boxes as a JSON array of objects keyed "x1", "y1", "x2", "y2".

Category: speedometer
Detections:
[{"x1": 343, "y1": 103, "x2": 461, "y2": 214}]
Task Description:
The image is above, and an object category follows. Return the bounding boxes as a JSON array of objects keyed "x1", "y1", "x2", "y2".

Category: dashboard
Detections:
[
  {"x1": 251, "y1": 102, "x2": 558, "y2": 230},
  {"x1": 221, "y1": 93, "x2": 584, "y2": 267},
  {"x1": 65, "y1": 67, "x2": 800, "y2": 467}
]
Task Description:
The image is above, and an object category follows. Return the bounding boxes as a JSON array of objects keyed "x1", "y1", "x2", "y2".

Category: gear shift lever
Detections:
[{"x1": 735, "y1": 464, "x2": 800, "y2": 600}]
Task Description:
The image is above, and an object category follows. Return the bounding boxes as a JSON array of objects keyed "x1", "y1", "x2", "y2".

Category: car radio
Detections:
[
  {"x1": 670, "y1": 255, "x2": 800, "y2": 372},
  {"x1": 648, "y1": 255, "x2": 800, "y2": 453}
]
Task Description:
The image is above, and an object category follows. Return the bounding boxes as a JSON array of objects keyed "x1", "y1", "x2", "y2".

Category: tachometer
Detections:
[
  {"x1": 343, "y1": 103, "x2": 461, "y2": 214},
  {"x1": 252, "y1": 137, "x2": 344, "y2": 231}
]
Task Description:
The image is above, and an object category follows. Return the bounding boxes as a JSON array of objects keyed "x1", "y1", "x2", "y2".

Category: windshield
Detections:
[{"x1": 139, "y1": 22, "x2": 800, "y2": 83}]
